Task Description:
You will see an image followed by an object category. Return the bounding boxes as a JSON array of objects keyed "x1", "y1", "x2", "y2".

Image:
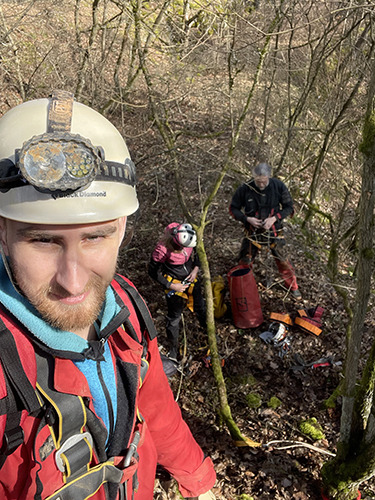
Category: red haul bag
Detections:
[{"x1": 228, "y1": 265, "x2": 263, "y2": 329}]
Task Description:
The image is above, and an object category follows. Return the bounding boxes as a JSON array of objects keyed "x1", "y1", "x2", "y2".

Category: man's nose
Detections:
[{"x1": 55, "y1": 247, "x2": 89, "y2": 295}]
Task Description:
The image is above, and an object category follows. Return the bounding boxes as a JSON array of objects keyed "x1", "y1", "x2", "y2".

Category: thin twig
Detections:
[
  {"x1": 175, "y1": 314, "x2": 187, "y2": 402},
  {"x1": 264, "y1": 439, "x2": 336, "y2": 457},
  {"x1": 152, "y1": 174, "x2": 159, "y2": 206}
]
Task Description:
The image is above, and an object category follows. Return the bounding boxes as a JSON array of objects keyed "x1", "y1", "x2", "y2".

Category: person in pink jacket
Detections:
[
  {"x1": 0, "y1": 91, "x2": 216, "y2": 499},
  {"x1": 148, "y1": 223, "x2": 206, "y2": 361}
]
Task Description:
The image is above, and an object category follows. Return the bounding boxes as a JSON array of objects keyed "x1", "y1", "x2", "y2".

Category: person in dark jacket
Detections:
[
  {"x1": 229, "y1": 162, "x2": 302, "y2": 300},
  {"x1": 148, "y1": 223, "x2": 206, "y2": 360}
]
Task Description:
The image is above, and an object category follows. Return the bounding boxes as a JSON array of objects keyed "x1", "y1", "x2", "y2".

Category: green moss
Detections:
[
  {"x1": 236, "y1": 495, "x2": 254, "y2": 500},
  {"x1": 228, "y1": 374, "x2": 257, "y2": 387},
  {"x1": 299, "y1": 417, "x2": 325, "y2": 440},
  {"x1": 323, "y1": 396, "x2": 337, "y2": 409},
  {"x1": 359, "y1": 111, "x2": 375, "y2": 155},
  {"x1": 267, "y1": 396, "x2": 282, "y2": 409},
  {"x1": 305, "y1": 251, "x2": 317, "y2": 261},
  {"x1": 246, "y1": 393, "x2": 262, "y2": 408},
  {"x1": 362, "y1": 247, "x2": 375, "y2": 260}
]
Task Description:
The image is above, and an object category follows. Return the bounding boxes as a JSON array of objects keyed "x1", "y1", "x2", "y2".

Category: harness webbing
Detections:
[
  {"x1": 33, "y1": 355, "x2": 143, "y2": 500},
  {"x1": 295, "y1": 308, "x2": 323, "y2": 336},
  {"x1": 269, "y1": 312, "x2": 293, "y2": 326},
  {"x1": 35, "y1": 353, "x2": 93, "y2": 482},
  {"x1": 0, "y1": 320, "x2": 43, "y2": 465},
  {"x1": 0, "y1": 319, "x2": 41, "y2": 414},
  {"x1": 44, "y1": 459, "x2": 125, "y2": 500},
  {"x1": 0, "y1": 276, "x2": 155, "y2": 499},
  {"x1": 245, "y1": 227, "x2": 284, "y2": 249},
  {"x1": 163, "y1": 274, "x2": 196, "y2": 300},
  {"x1": 114, "y1": 275, "x2": 157, "y2": 341}
]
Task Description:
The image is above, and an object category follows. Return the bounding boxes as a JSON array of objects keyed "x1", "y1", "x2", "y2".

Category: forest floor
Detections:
[{"x1": 117, "y1": 170, "x2": 375, "y2": 500}]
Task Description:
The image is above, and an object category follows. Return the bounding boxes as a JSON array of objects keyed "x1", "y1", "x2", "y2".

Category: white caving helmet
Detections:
[
  {"x1": 0, "y1": 90, "x2": 138, "y2": 224},
  {"x1": 171, "y1": 223, "x2": 197, "y2": 248},
  {"x1": 268, "y1": 322, "x2": 288, "y2": 342}
]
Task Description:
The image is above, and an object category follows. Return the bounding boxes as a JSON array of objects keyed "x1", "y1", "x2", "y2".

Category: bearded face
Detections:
[
  {"x1": 11, "y1": 264, "x2": 114, "y2": 332},
  {"x1": 0, "y1": 217, "x2": 126, "y2": 339}
]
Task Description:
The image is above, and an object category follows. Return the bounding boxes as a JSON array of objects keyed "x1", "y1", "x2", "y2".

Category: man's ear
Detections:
[{"x1": 118, "y1": 217, "x2": 127, "y2": 247}]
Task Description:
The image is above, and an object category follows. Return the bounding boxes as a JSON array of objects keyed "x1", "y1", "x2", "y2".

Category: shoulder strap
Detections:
[
  {"x1": 33, "y1": 353, "x2": 130, "y2": 499},
  {"x1": 0, "y1": 375, "x2": 22, "y2": 469},
  {"x1": 0, "y1": 319, "x2": 42, "y2": 467},
  {"x1": 0, "y1": 319, "x2": 40, "y2": 414},
  {"x1": 0, "y1": 326, "x2": 132, "y2": 494},
  {"x1": 114, "y1": 275, "x2": 157, "y2": 341},
  {"x1": 35, "y1": 353, "x2": 95, "y2": 483}
]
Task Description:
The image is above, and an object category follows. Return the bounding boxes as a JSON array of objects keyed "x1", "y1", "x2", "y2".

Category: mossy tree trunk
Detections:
[
  {"x1": 195, "y1": 225, "x2": 248, "y2": 442},
  {"x1": 321, "y1": 58, "x2": 375, "y2": 500}
]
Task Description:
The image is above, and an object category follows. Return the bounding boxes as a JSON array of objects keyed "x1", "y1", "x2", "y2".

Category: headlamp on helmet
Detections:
[
  {"x1": 17, "y1": 132, "x2": 102, "y2": 193},
  {"x1": 0, "y1": 91, "x2": 103, "y2": 194},
  {"x1": 0, "y1": 90, "x2": 139, "y2": 224}
]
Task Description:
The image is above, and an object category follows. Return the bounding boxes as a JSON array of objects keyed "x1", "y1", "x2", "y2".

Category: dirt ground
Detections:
[{"x1": 117, "y1": 171, "x2": 375, "y2": 500}]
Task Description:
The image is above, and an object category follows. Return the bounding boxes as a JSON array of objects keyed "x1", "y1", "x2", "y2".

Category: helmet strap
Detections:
[
  {"x1": 171, "y1": 239, "x2": 183, "y2": 250},
  {"x1": 120, "y1": 209, "x2": 140, "y2": 249}
]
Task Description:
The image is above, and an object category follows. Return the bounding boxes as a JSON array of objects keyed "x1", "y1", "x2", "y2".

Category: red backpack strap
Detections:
[
  {"x1": 112, "y1": 275, "x2": 158, "y2": 384},
  {"x1": 112, "y1": 275, "x2": 157, "y2": 341}
]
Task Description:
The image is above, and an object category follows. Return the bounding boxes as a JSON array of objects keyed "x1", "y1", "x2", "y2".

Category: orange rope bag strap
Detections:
[
  {"x1": 269, "y1": 312, "x2": 294, "y2": 326},
  {"x1": 295, "y1": 308, "x2": 323, "y2": 337}
]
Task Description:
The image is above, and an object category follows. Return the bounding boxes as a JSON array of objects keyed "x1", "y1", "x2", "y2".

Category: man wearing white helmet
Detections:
[
  {"x1": 148, "y1": 222, "x2": 206, "y2": 362},
  {"x1": 0, "y1": 91, "x2": 215, "y2": 500}
]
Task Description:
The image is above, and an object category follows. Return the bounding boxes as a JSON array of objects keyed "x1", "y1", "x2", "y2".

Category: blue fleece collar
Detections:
[{"x1": 0, "y1": 259, "x2": 120, "y2": 353}]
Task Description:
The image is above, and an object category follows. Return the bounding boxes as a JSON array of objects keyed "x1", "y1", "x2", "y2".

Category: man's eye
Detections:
[{"x1": 33, "y1": 238, "x2": 53, "y2": 244}]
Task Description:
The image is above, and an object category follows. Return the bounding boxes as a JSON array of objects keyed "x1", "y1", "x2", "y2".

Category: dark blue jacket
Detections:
[{"x1": 229, "y1": 177, "x2": 294, "y2": 232}]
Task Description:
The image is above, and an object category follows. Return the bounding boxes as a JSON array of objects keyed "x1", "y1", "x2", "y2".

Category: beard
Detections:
[{"x1": 11, "y1": 263, "x2": 115, "y2": 332}]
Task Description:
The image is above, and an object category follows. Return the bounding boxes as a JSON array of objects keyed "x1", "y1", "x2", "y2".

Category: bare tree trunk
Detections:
[
  {"x1": 303, "y1": 42, "x2": 374, "y2": 226},
  {"x1": 0, "y1": 3, "x2": 27, "y2": 100},
  {"x1": 75, "y1": 0, "x2": 101, "y2": 101},
  {"x1": 277, "y1": 6, "x2": 337, "y2": 172},
  {"x1": 321, "y1": 56, "x2": 375, "y2": 500}
]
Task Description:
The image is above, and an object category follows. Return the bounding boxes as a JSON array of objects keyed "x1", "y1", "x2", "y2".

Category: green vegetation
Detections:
[
  {"x1": 299, "y1": 417, "x2": 325, "y2": 441},
  {"x1": 246, "y1": 393, "x2": 262, "y2": 409},
  {"x1": 267, "y1": 396, "x2": 282, "y2": 409}
]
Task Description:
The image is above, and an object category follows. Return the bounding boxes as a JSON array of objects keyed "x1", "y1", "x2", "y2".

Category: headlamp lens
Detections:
[
  {"x1": 64, "y1": 144, "x2": 95, "y2": 178},
  {"x1": 19, "y1": 134, "x2": 100, "y2": 192}
]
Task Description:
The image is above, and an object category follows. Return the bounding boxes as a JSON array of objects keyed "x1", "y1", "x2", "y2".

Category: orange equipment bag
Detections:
[
  {"x1": 294, "y1": 306, "x2": 324, "y2": 336},
  {"x1": 227, "y1": 264, "x2": 263, "y2": 329}
]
